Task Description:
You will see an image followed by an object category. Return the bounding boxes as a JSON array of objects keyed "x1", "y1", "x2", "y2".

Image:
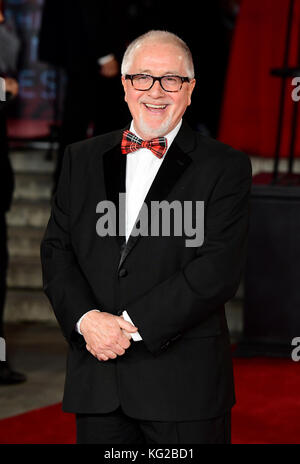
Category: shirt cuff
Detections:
[
  {"x1": 76, "y1": 309, "x2": 100, "y2": 335},
  {"x1": 97, "y1": 54, "x2": 115, "y2": 66},
  {"x1": 0, "y1": 77, "x2": 6, "y2": 102},
  {"x1": 122, "y1": 310, "x2": 142, "y2": 341}
]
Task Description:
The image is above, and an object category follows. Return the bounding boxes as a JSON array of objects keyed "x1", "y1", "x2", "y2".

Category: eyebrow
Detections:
[{"x1": 137, "y1": 70, "x2": 181, "y2": 75}]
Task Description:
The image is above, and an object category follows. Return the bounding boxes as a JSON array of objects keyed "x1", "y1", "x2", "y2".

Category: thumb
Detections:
[{"x1": 117, "y1": 317, "x2": 138, "y2": 332}]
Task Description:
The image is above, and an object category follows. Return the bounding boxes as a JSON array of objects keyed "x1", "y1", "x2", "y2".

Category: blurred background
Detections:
[{"x1": 1, "y1": 0, "x2": 300, "y2": 444}]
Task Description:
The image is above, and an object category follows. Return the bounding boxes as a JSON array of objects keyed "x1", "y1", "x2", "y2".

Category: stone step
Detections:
[
  {"x1": 10, "y1": 150, "x2": 55, "y2": 174},
  {"x1": 3, "y1": 289, "x2": 243, "y2": 332},
  {"x1": 250, "y1": 156, "x2": 300, "y2": 176},
  {"x1": 9, "y1": 150, "x2": 300, "y2": 176},
  {"x1": 5, "y1": 248, "x2": 244, "y2": 294},
  {"x1": 13, "y1": 172, "x2": 52, "y2": 200},
  {"x1": 7, "y1": 226, "x2": 45, "y2": 258},
  {"x1": 5, "y1": 227, "x2": 245, "y2": 294},
  {"x1": 6, "y1": 199, "x2": 51, "y2": 228},
  {"x1": 7, "y1": 256, "x2": 43, "y2": 289},
  {"x1": 4, "y1": 289, "x2": 56, "y2": 323}
]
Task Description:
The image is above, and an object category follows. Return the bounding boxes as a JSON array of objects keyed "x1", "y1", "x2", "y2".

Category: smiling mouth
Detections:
[{"x1": 143, "y1": 103, "x2": 168, "y2": 112}]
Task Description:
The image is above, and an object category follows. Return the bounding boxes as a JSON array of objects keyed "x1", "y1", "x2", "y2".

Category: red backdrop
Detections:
[{"x1": 219, "y1": 0, "x2": 300, "y2": 158}]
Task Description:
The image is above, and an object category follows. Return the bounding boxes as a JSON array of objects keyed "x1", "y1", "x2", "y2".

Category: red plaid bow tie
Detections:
[{"x1": 121, "y1": 130, "x2": 168, "y2": 159}]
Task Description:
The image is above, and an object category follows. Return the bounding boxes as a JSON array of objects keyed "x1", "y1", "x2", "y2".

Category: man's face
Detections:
[{"x1": 121, "y1": 42, "x2": 196, "y2": 140}]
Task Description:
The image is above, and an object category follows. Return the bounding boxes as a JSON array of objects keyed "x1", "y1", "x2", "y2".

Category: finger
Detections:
[
  {"x1": 97, "y1": 353, "x2": 108, "y2": 361},
  {"x1": 86, "y1": 345, "x2": 99, "y2": 359},
  {"x1": 105, "y1": 341, "x2": 127, "y2": 356},
  {"x1": 117, "y1": 317, "x2": 138, "y2": 332},
  {"x1": 86, "y1": 344, "x2": 97, "y2": 357},
  {"x1": 102, "y1": 349, "x2": 118, "y2": 359},
  {"x1": 103, "y1": 344, "x2": 127, "y2": 357},
  {"x1": 86, "y1": 344, "x2": 95, "y2": 352},
  {"x1": 114, "y1": 344, "x2": 126, "y2": 356},
  {"x1": 119, "y1": 333, "x2": 131, "y2": 348},
  {"x1": 121, "y1": 330, "x2": 132, "y2": 341}
]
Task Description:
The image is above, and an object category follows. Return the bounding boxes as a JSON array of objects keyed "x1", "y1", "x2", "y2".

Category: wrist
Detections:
[{"x1": 77, "y1": 309, "x2": 100, "y2": 335}]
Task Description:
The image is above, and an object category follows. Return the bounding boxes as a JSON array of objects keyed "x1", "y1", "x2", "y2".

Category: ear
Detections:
[
  {"x1": 187, "y1": 79, "x2": 196, "y2": 106},
  {"x1": 121, "y1": 76, "x2": 128, "y2": 103}
]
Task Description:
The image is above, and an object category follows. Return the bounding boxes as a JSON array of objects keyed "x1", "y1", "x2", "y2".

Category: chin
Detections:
[{"x1": 138, "y1": 115, "x2": 173, "y2": 139}]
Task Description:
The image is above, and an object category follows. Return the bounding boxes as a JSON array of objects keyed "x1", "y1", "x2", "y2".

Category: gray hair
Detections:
[{"x1": 121, "y1": 30, "x2": 195, "y2": 79}]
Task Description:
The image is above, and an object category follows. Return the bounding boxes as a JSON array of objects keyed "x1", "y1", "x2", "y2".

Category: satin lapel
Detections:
[
  {"x1": 102, "y1": 132, "x2": 126, "y2": 251},
  {"x1": 118, "y1": 122, "x2": 196, "y2": 271}
]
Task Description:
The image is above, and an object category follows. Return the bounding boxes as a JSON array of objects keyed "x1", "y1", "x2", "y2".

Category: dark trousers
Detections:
[{"x1": 76, "y1": 406, "x2": 231, "y2": 444}]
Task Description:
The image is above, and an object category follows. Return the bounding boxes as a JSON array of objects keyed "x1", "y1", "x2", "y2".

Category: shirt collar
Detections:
[{"x1": 129, "y1": 119, "x2": 182, "y2": 154}]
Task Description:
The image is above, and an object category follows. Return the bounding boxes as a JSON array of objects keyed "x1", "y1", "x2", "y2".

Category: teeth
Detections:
[{"x1": 145, "y1": 104, "x2": 166, "y2": 109}]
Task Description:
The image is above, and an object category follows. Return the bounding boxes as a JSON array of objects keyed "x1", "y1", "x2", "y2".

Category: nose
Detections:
[{"x1": 147, "y1": 79, "x2": 165, "y2": 98}]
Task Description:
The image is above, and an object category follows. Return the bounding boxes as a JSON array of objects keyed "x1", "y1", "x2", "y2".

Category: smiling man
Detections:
[{"x1": 41, "y1": 30, "x2": 252, "y2": 444}]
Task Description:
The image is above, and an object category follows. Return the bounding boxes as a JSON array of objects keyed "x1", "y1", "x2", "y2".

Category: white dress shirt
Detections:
[{"x1": 76, "y1": 119, "x2": 182, "y2": 341}]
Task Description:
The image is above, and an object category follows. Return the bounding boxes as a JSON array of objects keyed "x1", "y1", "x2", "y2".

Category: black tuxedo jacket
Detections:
[{"x1": 40, "y1": 121, "x2": 252, "y2": 421}]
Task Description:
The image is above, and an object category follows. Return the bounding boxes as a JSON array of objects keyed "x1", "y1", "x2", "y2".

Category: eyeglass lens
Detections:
[{"x1": 132, "y1": 75, "x2": 183, "y2": 91}]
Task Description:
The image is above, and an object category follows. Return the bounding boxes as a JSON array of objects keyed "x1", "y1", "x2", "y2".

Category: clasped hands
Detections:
[{"x1": 80, "y1": 311, "x2": 138, "y2": 361}]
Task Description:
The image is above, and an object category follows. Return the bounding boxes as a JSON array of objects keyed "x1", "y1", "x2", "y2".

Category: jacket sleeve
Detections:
[
  {"x1": 40, "y1": 145, "x2": 98, "y2": 345},
  {"x1": 125, "y1": 149, "x2": 252, "y2": 355}
]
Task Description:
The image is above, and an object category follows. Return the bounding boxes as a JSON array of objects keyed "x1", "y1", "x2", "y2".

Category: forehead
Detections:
[{"x1": 130, "y1": 42, "x2": 187, "y2": 75}]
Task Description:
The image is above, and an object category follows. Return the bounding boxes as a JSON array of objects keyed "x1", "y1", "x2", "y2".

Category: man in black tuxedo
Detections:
[{"x1": 41, "y1": 30, "x2": 252, "y2": 444}]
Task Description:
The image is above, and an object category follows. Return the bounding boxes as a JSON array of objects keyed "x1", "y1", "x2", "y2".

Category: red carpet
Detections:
[
  {"x1": 0, "y1": 403, "x2": 76, "y2": 444},
  {"x1": 232, "y1": 357, "x2": 300, "y2": 444},
  {"x1": 0, "y1": 357, "x2": 299, "y2": 444}
]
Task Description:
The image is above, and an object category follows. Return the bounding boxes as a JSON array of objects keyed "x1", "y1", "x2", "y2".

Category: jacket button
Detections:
[{"x1": 118, "y1": 268, "x2": 128, "y2": 278}]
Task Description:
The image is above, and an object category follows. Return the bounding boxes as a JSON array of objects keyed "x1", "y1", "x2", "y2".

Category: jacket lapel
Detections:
[{"x1": 102, "y1": 131, "x2": 126, "y2": 251}]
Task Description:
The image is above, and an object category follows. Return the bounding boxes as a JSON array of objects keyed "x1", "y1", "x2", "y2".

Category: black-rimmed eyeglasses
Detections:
[{"x1": 125, "y1": 74, "x2": 191, "y2": 92}]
